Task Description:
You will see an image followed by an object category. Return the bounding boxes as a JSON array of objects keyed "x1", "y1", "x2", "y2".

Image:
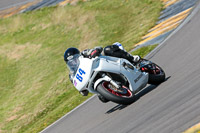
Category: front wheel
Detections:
[
  {"x1": 96, "y1": 81, "x2": 135, "y2": 105},
  {"x1": 148, "y1": 64, "x2": 165, "y2": 84},
  {"x1": 140, "y1": 59, "x2": 165, "y2": 84}
]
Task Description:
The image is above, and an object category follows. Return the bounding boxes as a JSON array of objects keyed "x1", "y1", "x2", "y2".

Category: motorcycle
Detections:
[{"x1": 67, "y1": 54, "x2": 165, "y2": 105}]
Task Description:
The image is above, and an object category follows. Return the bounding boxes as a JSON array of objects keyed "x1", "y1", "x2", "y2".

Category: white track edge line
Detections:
[{"x1": 40, "y1": 94, "x2": 96, "y2": 133}]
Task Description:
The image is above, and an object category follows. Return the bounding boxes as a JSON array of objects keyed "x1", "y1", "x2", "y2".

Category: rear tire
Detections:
[{"x1": 96, "y1": 81, "x2": 135, "y2": 105}]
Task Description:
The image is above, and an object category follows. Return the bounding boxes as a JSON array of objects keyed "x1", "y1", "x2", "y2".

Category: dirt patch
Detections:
[
  {"x1": 32, "y1": 23, "x2": 51, "y2": 31},
  {"x1": 5, "y1": 106, "x2": 23, "y2": 122},
  {"x1": 12, "y1": 106, "x2": 22, "y2": 114},
  {"x1": 77, "y1": 13, "x2": 94, "y2": 25},
  {"x1": 0, "y1": 43, "x2": 41, "y2": 61},
  {"x1": 8, "y1": 45, "x2": 26, "y2": 60},
  {"x1": 6, "y1": 115, "x2": 18, "y2": 122},
  {"x1": 19, "y1": 114, "x2": 31, "y2": 121}
]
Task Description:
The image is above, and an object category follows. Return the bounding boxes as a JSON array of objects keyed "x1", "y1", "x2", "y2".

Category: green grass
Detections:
[
  {"x1": 0, "y1": 0, "x2": 162, "y2": 132},
  {"x1": 131, "y1": 44, "x2": 158, "y2": 58}
]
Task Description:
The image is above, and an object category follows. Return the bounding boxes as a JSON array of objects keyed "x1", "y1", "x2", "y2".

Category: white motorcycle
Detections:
[{"x1": 67, "y1": 54, "x2": 165, "y2": 105}]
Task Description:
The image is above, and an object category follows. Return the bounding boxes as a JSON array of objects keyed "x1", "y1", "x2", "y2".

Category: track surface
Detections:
[
  {"x1": 0, "y1": 0, "x2": 33, "y2": 10},
  {"x1": 42, "y1": 2, "x2": 200, "y2": 133}
]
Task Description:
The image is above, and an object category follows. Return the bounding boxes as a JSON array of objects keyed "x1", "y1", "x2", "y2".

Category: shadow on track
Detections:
[
  {"x1": 135, "y1": 76, "x2": 171, "y2": 101},
  {"x1": 106, "y1": 104, "x2": 128, "y2": 114},
  {"x1": 105, "y1": 76, "x2": 171, "y2": 114}
]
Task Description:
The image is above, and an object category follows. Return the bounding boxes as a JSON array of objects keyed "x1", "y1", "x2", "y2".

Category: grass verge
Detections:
[
  {"x1": 0, "y1": 0, "x2": 162, "y2": 132},
  {"x1": 131, "y1": 44, "x2": 158, "y2": 58}
]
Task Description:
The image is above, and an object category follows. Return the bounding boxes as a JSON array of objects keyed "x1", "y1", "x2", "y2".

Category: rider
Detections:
[
  {"x1": 64, "y1": 42, "x2": 141, "y2": 95},
  {"x1": 64, "y1": 42, "x2": 141, "y2": 77},
  {"x1": 64, "y1": 42, "x2": 140, "y2": 65}
]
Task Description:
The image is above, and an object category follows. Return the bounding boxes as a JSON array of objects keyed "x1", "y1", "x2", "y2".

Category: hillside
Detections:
[{"x1": 0, "y1": 0, "x2": 162, "y2": 132}]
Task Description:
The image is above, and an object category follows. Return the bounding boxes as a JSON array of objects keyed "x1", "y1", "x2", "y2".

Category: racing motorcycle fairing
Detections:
[{"x1": 71, "y1": 55, "x2": 148, "y2": 94}]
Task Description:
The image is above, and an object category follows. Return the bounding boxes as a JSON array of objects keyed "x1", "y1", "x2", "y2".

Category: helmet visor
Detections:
[{"x1": 66, "y1": 54, "x2": 80, "y2": 77}]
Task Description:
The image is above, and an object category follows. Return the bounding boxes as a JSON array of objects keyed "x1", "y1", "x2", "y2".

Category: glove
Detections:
[
  {"x1": 81, "y1": 49, "x2": 90, "y2": 57},
  {"x1": 89, "y1": 49, "x2": 99, "y2": 58},
  {"x1": 88, "y1": 47, "x2": 103, "y2": 58},
  {"x1": 132, "y1": 55, "x2": 141, "y2": 63}
]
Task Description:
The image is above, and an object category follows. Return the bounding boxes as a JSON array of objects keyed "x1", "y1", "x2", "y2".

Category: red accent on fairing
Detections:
[{"x1": 141, "y1": 67, "x2": 145, "y2": 71}]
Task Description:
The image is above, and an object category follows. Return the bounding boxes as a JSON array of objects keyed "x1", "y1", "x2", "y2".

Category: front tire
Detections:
[
  {"x1": 148, "y1": 64, "x2": 165, "y2": 84},
  {"x1": 96, "y1": 81, "x2": 135, "y2": 105},
  {"x1": 139, "y1": 59, "x2": 165, "y2": 85}
]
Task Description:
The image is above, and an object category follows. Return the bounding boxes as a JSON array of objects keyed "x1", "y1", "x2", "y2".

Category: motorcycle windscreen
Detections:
[
  {"x1": 72, "y1": 57, "x2": 93, "y2": 91},
  {"x1": 67, "y1": 54, "x2": 80, "y2": 78}
]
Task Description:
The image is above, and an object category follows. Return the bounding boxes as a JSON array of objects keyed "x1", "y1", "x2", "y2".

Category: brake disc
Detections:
[{"x1": 108, "y1": 84, "x2": 128, "y2": 94}]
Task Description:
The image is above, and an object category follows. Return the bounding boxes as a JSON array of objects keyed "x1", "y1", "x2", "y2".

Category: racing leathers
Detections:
[{"x1": 81, "y1": 43, "x2": 140, "y2": 64}]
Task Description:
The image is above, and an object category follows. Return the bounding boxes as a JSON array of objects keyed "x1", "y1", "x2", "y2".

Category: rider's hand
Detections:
[
  {"x1": 133, "y1": 55, "x2": 141, "y2": 63},
  {"x1": 89, "y1": 47, "x2": 103, "y2": 58},
  {"x1": 89, "y1": 49, "x2": 100, "y2": 58},
  {"x1": 81, "y1": 49, "x2": 90, "y2": 58}
]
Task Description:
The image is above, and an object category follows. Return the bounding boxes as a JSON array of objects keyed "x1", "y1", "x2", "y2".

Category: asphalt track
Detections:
[
  {"x1": 0, "y1": 0, "x2": 33, "y2": 10},
  {"x1": 41, "y1": 1, "x2": 200, "y2": 133}
]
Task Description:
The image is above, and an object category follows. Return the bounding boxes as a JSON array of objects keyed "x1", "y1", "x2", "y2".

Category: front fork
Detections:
[{"x1": 94, "y1": 75, "x2": 120, "y2": 90}]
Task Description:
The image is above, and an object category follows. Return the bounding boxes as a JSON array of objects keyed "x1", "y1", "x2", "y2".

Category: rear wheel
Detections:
[{"x1": 97, "y1": 81, "x2": 135, "y2": 105}]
